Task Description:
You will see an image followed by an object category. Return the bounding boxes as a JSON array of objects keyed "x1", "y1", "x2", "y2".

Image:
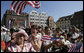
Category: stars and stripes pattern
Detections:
[
  {"x1": 26, "y1": 1, "x2": 40, "y2": 9},
  {"x1": 41, "y1": 35, "x2": 63, "y2": 42},
  {"x1": 80, "y1": 44, "x2": 83, "y2": 52},
  {"x1": 68, "y1": 43, "x2": 83, "y2": 52},
  {"x1": 11, "y1": 1, "x2": 40, "y2": 15},
  {"x1": 41, "y1": 35, "x2": 51, "y2": 41}
]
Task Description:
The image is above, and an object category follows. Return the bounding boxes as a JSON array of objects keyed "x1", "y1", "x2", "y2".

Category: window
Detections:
[
  {"x1": 30, "y1": 18, "x2": 34, "y2": 20},
  {"x1": 30, "y1": 15, "x2": 34, "y2": 17},
  {"x1": 35, "y1": 19, "x2": 39, "y2": 20}
]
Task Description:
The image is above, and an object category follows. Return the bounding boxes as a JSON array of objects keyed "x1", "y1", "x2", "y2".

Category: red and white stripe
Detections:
[
  {"x1": 26, "y1": 1, "x2": 40, "y2": 9},
  {"x1": 11, "y1": 1, "x2": 40, "y2": 15},
  {"x1": 80, "y1": 44, "x2": 83, "y2": 52},
  {"x1": 11, "y1": 1, "x2": 26, "y2": 15},
  {"x1": 41, "y1": 35, "x2": 51, "y2": 41}
]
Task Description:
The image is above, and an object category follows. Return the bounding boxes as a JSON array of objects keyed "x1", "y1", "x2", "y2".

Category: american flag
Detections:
[
  {"x1": 41, "y1": 35, "x2": 63, "y2": 42},
  {"x1": 26, "y1": 1, "x2": 40, "y2": 9},
  {"x1": 11, "y1": 1, "x2": 40, "y2": 15},
  {"x1": 68, "y1": 42, "x2": 83, "y2": 52}
]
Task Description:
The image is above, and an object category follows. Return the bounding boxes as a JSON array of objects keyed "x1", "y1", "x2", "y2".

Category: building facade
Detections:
[
  {"x1": 56, "y1": 15, "x2": 72, "y2": 30},
  {"x1": 2, "y1": 10, "x2": 28, "y2": 29},
  {"x1": 29, "y1": 10, "x2": 48, "y2": 28},
  {"x1": 71, "y1": 10, "x2": 83, "y2": 29},
  {"x1": 2, "y1": 10, "x2": 49, "y2": 29}
]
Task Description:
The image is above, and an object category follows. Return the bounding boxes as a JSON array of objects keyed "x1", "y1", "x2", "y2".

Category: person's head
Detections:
[
  {"x1": 16, "y1": 33, "x2": 25, "y2": 45},
  {"x1": 24, "y1": 28, "x2": 29, "y2": 33},
  {"x1": 11, "y1": 32, "x2": 17, "y2": 43},
  {"x1": 6, "y1": 30, "x2": 10, "y2": 34},
  {"x1": 55, "y1": 28, "x2": 61, "y2": 33},
  {"x1": 54, "y1": 28, "x2": 61, "y2": 37},
  {"x1": 45, "y1": 26, "x2": 51, "y2": 35},
  {"x1": 37, "y1": 26, "x2": 42, "y2": 33},
  {"x1": 31, "y1": 25, "x2": 38, "y2": 34},
  {"x1": 18, "y1": 29, "x2": 29, "y2": 41},
  {"x1": 62, "y1": 32, "x2": 67, "y2": 40},
  {"x1": 72, "y1": 26, "x2": 79, "y2": 33},
  {"x1": 10, "y1": 28, "x2": 16, "y2": 35}
]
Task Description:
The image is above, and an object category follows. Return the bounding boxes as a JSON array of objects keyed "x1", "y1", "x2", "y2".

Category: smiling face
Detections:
[
  {"x1": 31, "y1": 28, "x2": 38, "y2": 34},
  {"x1": 31, "y1": 25, "x2": 38, "y2": 34},
  {"x1": 16, "y1": 33, "x2": 25, "y2": 45},
  {"x1": 17, "y1": 36, "x2": 24, "y2": 45}
]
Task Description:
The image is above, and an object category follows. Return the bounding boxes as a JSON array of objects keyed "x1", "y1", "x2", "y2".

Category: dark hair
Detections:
[
  {"x1": 45, "y1": 26, "x2": 50, "y2": 31},
  {"x1": 38, "y1": 26, "x2": 41, "y2": 29},
  {"x1": 31, "y1": 25, "x2": 38, "y2": 29},
  {"x1": 55, "y1": 28, "x2": 61, "y2": 31}
]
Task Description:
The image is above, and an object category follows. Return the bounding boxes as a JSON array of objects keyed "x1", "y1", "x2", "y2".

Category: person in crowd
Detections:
[
  {"x1": 6, "y1": 31, "x2": 36, "y2": 52},
  {"x1": 5, "y1": 32, "x2": 18, "y2": 52},
  {"x1": 67, "y1": 27, "x2": 73, "y2": 42},
  {"x1": 71, "y1": 26, "x2": 80, "y2": 43},
  {"x1": 28, "y1": 25, "x2": 42, "y2": 52},
  {"x1": 61, "y1": 32, "x2": 72, "y2": 51},
  {"x1": 41, "y1": 28, "x2": 45, "y2": 36},
  {"x1": 24, "y1": 27, "x2": 31, "y2": 36},
  {"x1": 10, "y1": 28, "x2": 15, "y2": 35},
  {"x1": 1, "y1": 40, "x2": 6, "y2": 52},
  {"x1": 1, "y1": 29, "x2": 11, "y2": 44},
  {"x1": 18, "y1": 28, "x2": 29, "y2": 41},
  {"x1": 37, "y1": 26, "x2": 43, "y2": 38},
  {"x1": 4, "y1": 30, "x2": 11, "y2": 43},
  {"x1": 1, "y1": 24, "x2": 83, "y2": 52},
  {"x1": 68, "y1": 41, "x2": 83, "y2": 52},
  {"x1": 41, "y1": 26, "x2": 55, "y2": 52},
  {"x1": 52, "y1": 28, "x2": 63, "y2": 52},
  {"x1": 1, "y1": 28, "x2": 6, "y2": 42}
]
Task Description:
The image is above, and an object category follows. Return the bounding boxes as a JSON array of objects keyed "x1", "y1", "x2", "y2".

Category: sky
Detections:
[{"x1": 1, "y1": 1, "x2": 83, "y2": 22}]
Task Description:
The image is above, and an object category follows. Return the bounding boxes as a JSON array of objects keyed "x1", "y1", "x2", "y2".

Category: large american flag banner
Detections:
[{"x1": 11, "y1": 1, "x2": 40, "y2": 15}]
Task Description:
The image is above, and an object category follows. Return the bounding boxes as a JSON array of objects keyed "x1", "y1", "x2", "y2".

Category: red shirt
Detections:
[{"x1": 1, "y1": 40, "x2": 6, "y2": 51}]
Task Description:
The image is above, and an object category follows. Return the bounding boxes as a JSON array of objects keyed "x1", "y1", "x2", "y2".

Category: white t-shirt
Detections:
[
  {"x1": 29, "y1": 34, "x2": 42, "y2": 52},
  {"x1": 62, "y1": 39, "x2": 72, "y2": 48},
  {"x1": 42, "y1": 35, "x2": 52, "y2": 52},
  {"x1": 72, "y1": 33, "x2": 80, "y2": 39},
  {"x1": 37, "y1": 33, "x2": 42, "y2": 38}
]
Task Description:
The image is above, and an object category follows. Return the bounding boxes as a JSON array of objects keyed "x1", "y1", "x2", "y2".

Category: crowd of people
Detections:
[{"x1": 1, "y1": 25, "x2": 83, "y2": 52}]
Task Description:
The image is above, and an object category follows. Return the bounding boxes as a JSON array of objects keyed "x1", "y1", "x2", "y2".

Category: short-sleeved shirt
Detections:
[
  {"x1": 42, "y1": 35, "x2": 52, "y2": 52},
  {"x1": 72, "y1": 33, "x2": 80, "y2": 39},
  {"x1": 29, "y1": 34, "x2": 42, "y2": 52},
  {"x1": 7, "y1": 42, "x2": 36, "y2": 52}
]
